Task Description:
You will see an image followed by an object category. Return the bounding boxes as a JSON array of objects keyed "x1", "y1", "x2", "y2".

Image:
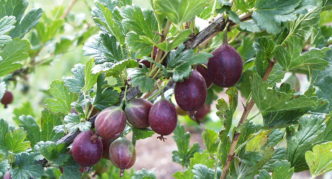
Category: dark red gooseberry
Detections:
[
  {"x1": 125, "y1": 98, "x2": 152, "y2": 128},
  {"x1": 3, "y1": 171, "x2": 11, "y2": 179},
  {"x1": 95, "y1": 107, "x2": 126, "y2": 140},
  {"x1": 208, "y1": 44, "x2": 243, "y2": 87},
  {"x1": 174, "y1": 70, "x2": 207, "y2": 111},
  {"x1": 149, "y1": 100, "x2": 177, "y2": 140},
  {"x1": 71, "y1": 130, "x2": 103, "y2": 167},
  {"x1": 1, "y1": 91, "x2": 13, "y2": 108},
  {"x1": 189, "y1": 104, "x2": 211, "y2": 122},
  {"x1": 196, "y1": 65, "x2": 212, "y2": 88},
  {"x1": 109, "y1": 137, "x2": 136, "y2": 176}
]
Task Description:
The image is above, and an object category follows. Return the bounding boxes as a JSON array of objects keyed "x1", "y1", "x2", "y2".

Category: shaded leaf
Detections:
[
  {"x1": 11, "y1": 152, "x2": 43, "y2": 179},
  {"x1": 44, "y1": 81, "x2": 77, "y2": 114}
]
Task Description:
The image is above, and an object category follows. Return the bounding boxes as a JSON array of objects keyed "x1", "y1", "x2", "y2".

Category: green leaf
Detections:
[
  {"x1": 271, "y1": 161, "x2": 294, "y2": 179},
  {"x1": 0, "y1": 119, "x2": 30, "y2": 154},
  {"x1": 94, "y1": 75, "x2": 120, "y2": 110},
  {"x1": 305, "y1": 142, "x2": 332, "y2": 177},
  {"x1": 288, "y1": 47, "x2": 330, "y2": 72},
  {"x1": 45, "y1": 80, "x2": 77, "y2": 114},
  {"x1": 254, "y1": 38, "x2": 275, "y2": 77},
  {"x1": 0, "y1": 0, "x2": 42, "y2": 38},
  {"x1": 252, "y1": 0, "x2": 302, "y2": 34},
  {"x1": 237, "y1": 37, "x2": 256, "y2": 60},
  {"x1": 239, "y1": 20, "x2": 261, "y2": 33},
  {"x1": 35, "y1": 141, "x2": 70, "y2": 166},
  {"x1": 189, "y1": 151, "x2": 215, "y2": 169},
  {"x1": 246, "y1": 130, "x2": 269, "y2": 152},
  {"x1": 251, "y1": 73, "x2": 323, "y2": 112},
  {"x1": 64, "y1": 60, "x2": 99, "y2": 93},
  {"x1": 172, "y1": 125, "x2": 200, "y2": 167},
  {"x1": 0, "y1": 16, "x2": 16, "y2": 45},
  {"x1": 133, "y1": 169, "x2": 156, "y2": 179},
  {"x1": 132, "y1": 128, "x2": 154, "y2": 141},
  {"x1": 55, "y1": 38, "x2": 72, "y2": 55},
  {"x1": 273, "y1": 45, "x2": 291, "y2": 70},
  {"x1": 84, "y1": 34, "x2": 127, "y2": 64},
  {"x1": 60, "y1": 159, "x2": 81, "y2": 179},
  {"x1": 93, "y1": 1, "x2": 126, "y2": 44},
  {"x1": 4, "y1": 129, "x2": 30, "y2": 153},
  {"x1": 202, "y1": 129, "x2": 219, "y2": 153},
  {"x1": 192, "y1": 164, "x2": 220, "y2": 179},
  {"x1": 122, "y1": 6, "x2": 159, "y2": 41},
  {"x1": 121, "y1": 6, "x2": 159, "y2": 57},
  {"x1": 152, "y1": 0, "x2": 212, "y2": 24},
  {"x1": 265, "y1": 129, "x2": 284, "y2": 148},
  {"x1": 174, "y1": 170, "x2": 194, "y2": 179},
  {"x1": 262, "y1": 109, "x2": 307, "y2": 128},
  {"x1": 11, "y1": 152, "x2": 43, "y2": 179},
  {"x1": 54, "y1": 113, "x2": 91, "y2": 133},
  {"x1": 0, "y1": 160, "x2": 9, "y2": 177},
  {"x1": 10, "y1": 8, "x2": 42, "y2": 38},
  {"x1": 278, "y1": 7, "x2": 321, "y2": 60},
  {"x1": 125, "y1": 32, "x2": 154, "y2": 57},
  {"x1": 128, "y1": 68, "x2": 155, "y2": 93},
  {"x1": 83, "y1": 59, "x2": 98, "y2": 92},
  {"x1": 0, "y1": 0, "x2": 27, "y2": 21},
  {"x1": 14, "y1": 116, "x2": 40, "y2": 146},
  {"x1": 167, "y1": 45, "x2": 212, "y2": 82},
  {"x1": 92, "y1": 59, "x2": 138, "y2": 76},
  {"x1": 34, "y1": 19, "x2": 64, "y2": 43},
  {"x1": 0, "y1": 39, "x2": 30, "y2": 76},
  {"x1": 64, "y1": 64, "x2": 85, "y2": 93},
  {"x1": 314, "y1": 50, "x2": 332, "y2": 112},
  {"x1": 157, "y1": 29, "x2": 192, "y2": 51},
  {"x1": 13, "y1": 102, "x2": 35, "y2": 121},
  {"x1": 40, "y1": 110, "x2": 64, "y2": 141},
  {"x1": 287, "y1": 114, "x2": 326, "y2": 171}
]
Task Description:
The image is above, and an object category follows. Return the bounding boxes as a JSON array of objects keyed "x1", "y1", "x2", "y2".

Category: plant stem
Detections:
[
  {"x1": 223, "y1": 22, "x2": 230, "y2": 44},
  {"x1": 61, "y1": 0, "x2": 78, "y2": 19},
  {"x1": 120, "y1": 84, "x2": 128, "y2": 108},
  {"x1": 149, "y1": 21, "x2": 171, "y2": 77},
  {"x1": 220, "y1": 60, "x2": 276, "y2": 179}
]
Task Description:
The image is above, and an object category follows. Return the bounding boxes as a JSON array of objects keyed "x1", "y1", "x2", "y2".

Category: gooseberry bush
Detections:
[{"x1": 0, "y1": 0, "x2": 332, "y2": 178}]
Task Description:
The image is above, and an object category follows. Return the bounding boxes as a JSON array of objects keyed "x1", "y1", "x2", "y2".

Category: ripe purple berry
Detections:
[
  {"x1": 149, "y1": 100, "x2": 177, "y2": 140},
  {"x1": 95, "y1": 107, "x2": 126, "y2": 140},
  {"x1": 125, "y1": 98, "x2": 152, "y2": 128},
  {"x1": 109, "y1": 137, "x2": 136, "y2": 176},
  {"x1": 196, "y1": 65, "x2": 212, "y2": 88},
  {"x1": 71, "y1": 131, "x2": 103, "y2": 167},
  {"x1": 174, "y1": 70, "x2": 207, "y2": 111},
  {"x1": 189, "y1": 103, "x2": 211, "y2": 122},
  {"x1": 208, "y1": 44, "x2": 243, "y2": 87},
  {"x1": 1, "y1": 91, "x2": 13, "y2": 108}
]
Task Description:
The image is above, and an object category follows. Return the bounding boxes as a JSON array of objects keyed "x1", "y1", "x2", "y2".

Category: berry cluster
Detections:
[{"x1": 70, "y1": 43, "x2": 243, "y2": 174}]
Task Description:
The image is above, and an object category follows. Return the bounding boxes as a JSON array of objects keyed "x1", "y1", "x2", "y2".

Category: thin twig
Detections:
[
  {"x1": 220, "y1": 60, "x2": 276, "y2": 179},
  {"x1": 61, "y1": 0, "x2": 78, "y2": 19}
]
